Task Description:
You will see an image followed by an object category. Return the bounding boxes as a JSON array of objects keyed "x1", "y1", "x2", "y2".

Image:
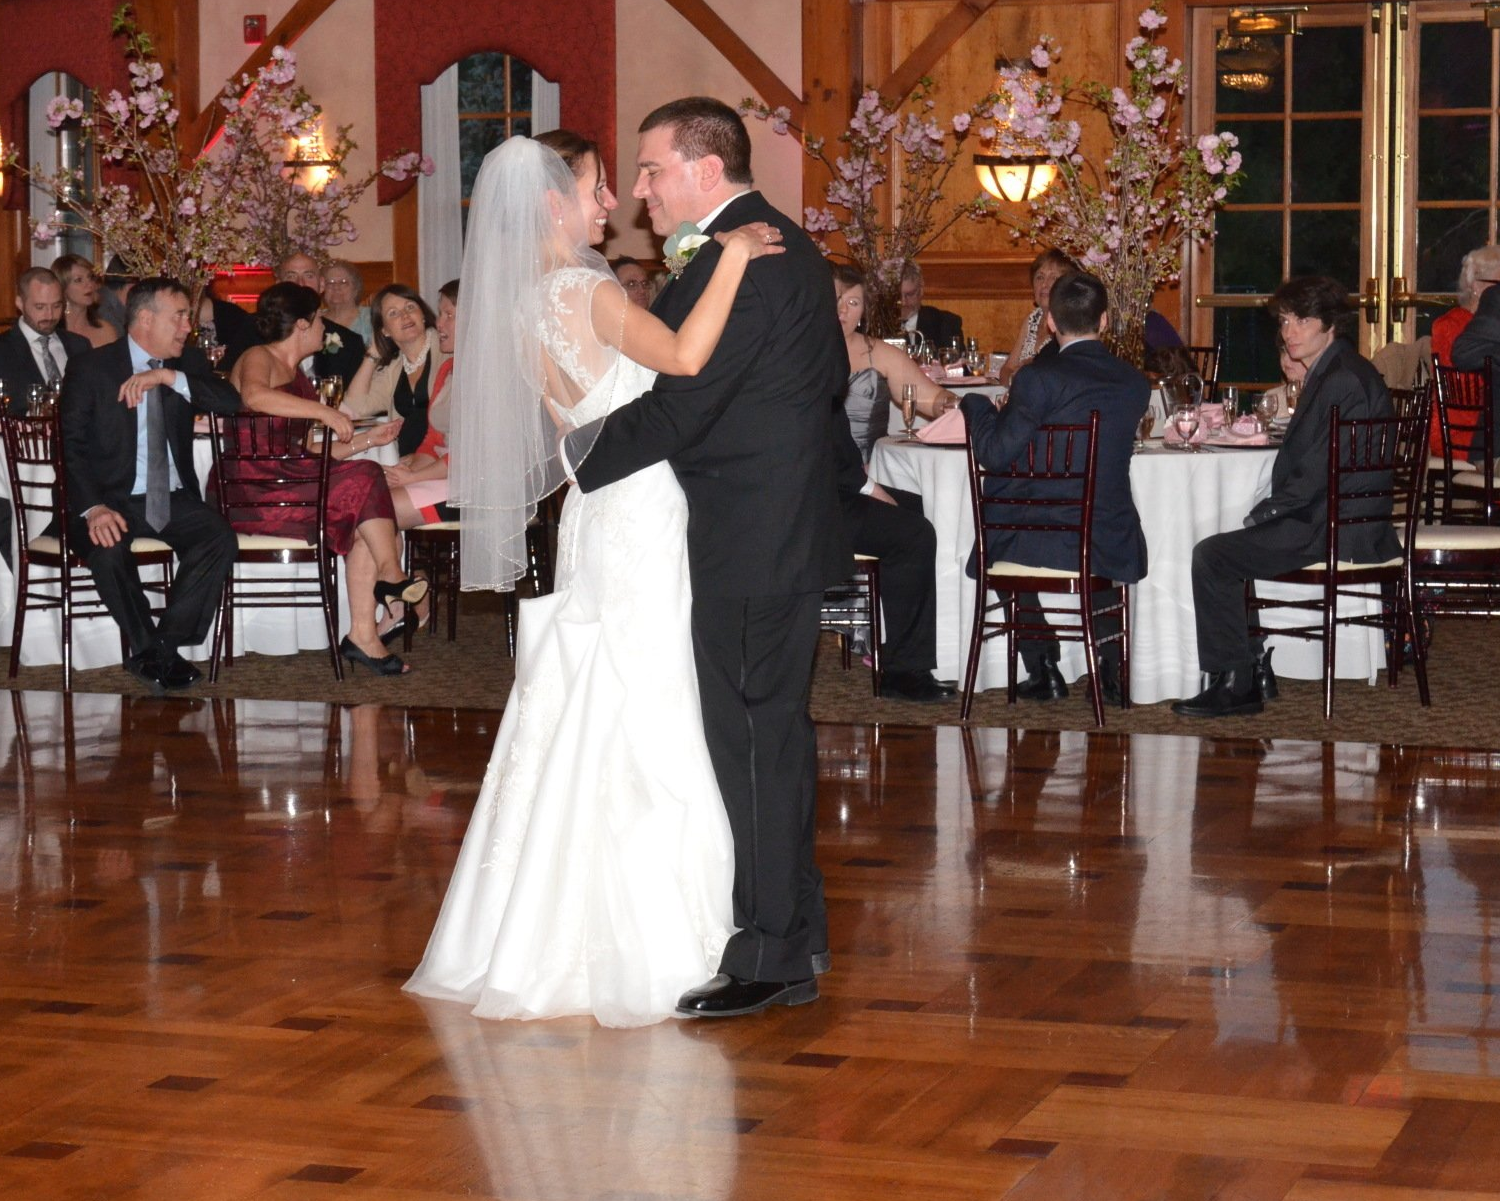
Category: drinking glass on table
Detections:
[
  {"x1": 1135, "y1": 406, "x2": 1156, "y2": 450},
  {"x1": 964, "y1": 347, "x2": 986, "y2": 378},
  {"x1": 317, "y1": 375, "x2": 345, "y2": 406},
  {"x1": 1254, "y1": 390, "x2": 1279, "y2": 432},
  {"x1": 1170, "y1": 402, "x2": 1200, "y2": 450},
  {"x1": 204, "y1": 338, "x2": 226, "y2": 370},
  {"x1": 940, "y1": 337, "x2": 964, "y2": 372},
  {"x1": 900, "y1": 383, "x2": 920, "y2": 440},
  {"x1": 1284, "y1": 378, "x2": 1301, "y2": 414}
]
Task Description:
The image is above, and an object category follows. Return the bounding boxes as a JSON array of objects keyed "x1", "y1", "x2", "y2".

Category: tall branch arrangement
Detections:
[
  {"x1": 745, "y1": 5, "x2": 1242, "y2": 361},
  {"x1": 742, "y1": 85, "x2": 1001, "y2": 336},
  {"x1": 988, "y1": 5, "x2": 1242, "y2": 363},
  {"x1": 3, "y1": 4, "x2": 431, "y2": 298}
]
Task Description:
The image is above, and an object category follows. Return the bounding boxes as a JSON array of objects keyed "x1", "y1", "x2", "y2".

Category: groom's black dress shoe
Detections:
[
  {"x1": 880, "y1": 671, "x2": 956, "y2": 703},
  {"x1": 675, "y1": 973, "x2": 818, "y2": 1018},
  {"x1": 1253, "y1": 648, "x2": 1278, "y2": 701}
]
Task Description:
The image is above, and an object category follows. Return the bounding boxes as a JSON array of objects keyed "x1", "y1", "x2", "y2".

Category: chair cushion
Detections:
[
  {"x1": 987, "y1": 561, "x2": 1079, "y2": 579},
  {"x1": 1297, "y1": 556, "x2": 1403, "y2": 572},
  {"x1": 853, "y1": 553, "x2": 879, "y2": 562},
  {"x1": 1411, "y1": 525, "x2": 1500, "y2": 551},
  {"x1": 27, "y1": 535, "x2": 170, "y2": 555},
  {"x1": 1430, "y1": 456, "x2": 1480, "y2": 473},
  {"x1": 413, "y1": 521, "x2": 462, "y2": 532},
  {"x1": 235, "y1": 533, "x2": 316, "y2": 551}
]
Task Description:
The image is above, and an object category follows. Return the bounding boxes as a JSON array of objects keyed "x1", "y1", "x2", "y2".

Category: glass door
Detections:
[{"x1": 1189, "y1": 1, "x2": 1499, "y2": 384}]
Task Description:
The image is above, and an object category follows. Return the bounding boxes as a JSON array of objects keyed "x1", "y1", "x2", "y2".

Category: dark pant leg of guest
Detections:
[
  {"x1": 693, "y1": 592, "x2": 825, "y2": 982},
  {"x1": 75, "y1": 492, "x2": 236, "y2": 658},
  {"x1": 1014, "y1": 589, "x2": 1122, "y2": 674},
  {"x1": 1192, "y1": 520, "x2": 1322, "y2": 673},
  {"x1": 849, "y1": 493, "x2": 937, "y2": 674},
  {"x1": 153, "y1": 491, "x2": 238, "y2": 650}
]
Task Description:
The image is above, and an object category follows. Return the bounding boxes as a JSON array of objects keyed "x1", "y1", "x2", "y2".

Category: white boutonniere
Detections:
[
  {"x1": 323, "y1": 331, "x2": 343, "y2": 354},
  {"x1": 663, "y1": 221, "x2": 709, "y2": 278}
]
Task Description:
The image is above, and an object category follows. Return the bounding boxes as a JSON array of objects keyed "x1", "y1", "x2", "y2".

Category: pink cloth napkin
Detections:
[
  {"x1": 915, "y1": 407, "x2": 968, "y2": 444},
  {"x1": 1206, "y1": 424, "x2": 1271, "y2": 447}
]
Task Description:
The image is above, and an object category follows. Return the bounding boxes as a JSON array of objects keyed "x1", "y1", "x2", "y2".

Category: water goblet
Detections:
[
  {"x1": 940, "y1": 337, "x2": 964, "y2": 372},
  {"x1": 900, "y1": 383, "x2": 919, "y2": 440},
  {"x1": 1170, "y1": 402, "x2": 1200, "y2": 451}
]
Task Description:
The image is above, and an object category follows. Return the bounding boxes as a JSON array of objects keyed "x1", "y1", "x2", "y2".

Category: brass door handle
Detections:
[
  {"x1": 1355, "y1": 278, "x2": 1382, "y2": 324},
  {"x1": 1390, "y1": 276, "x2": 1416, "y2": 324}
]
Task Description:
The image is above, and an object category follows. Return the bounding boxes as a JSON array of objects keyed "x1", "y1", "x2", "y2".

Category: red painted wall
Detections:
[{"x1": 373, "y1": 0, "x2": 616, "y2": 204}]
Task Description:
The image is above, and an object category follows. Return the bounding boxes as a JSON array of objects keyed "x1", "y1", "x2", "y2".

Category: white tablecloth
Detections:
[
  {"x1": 868, "y1": 437, "x2": 1384, "y2": 703},
  {"x1": 5, "y1": 430, "x2": 399, "y2": 672}
]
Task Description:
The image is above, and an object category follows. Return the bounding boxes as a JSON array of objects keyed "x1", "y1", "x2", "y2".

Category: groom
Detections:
[{"x1": 565, "y1": 97, "x2": 851, "y2": 1016}]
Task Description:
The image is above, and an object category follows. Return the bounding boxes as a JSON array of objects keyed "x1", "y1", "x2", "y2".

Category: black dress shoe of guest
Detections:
[
  {"x1": 1254, "y1": 648, "x2": 1278, "y2": 701},
  {"x1": 811, "y1": 951, "x2": 832, "y2": 976},
  {"x1": 675, "y1": 973, "x2": 819, "y2": 1018},
  {"x1": 1015, "y1": 662, "x2": 1068, "y2": 702},
  {"x1": 1088, "y1": 661, "x2": 1124, "y2": 708},
  {"x1": 157, "y1": 650, "x2": 202, "y2": 691},
  {"x1": 880, "y1": 670, "x2": 957, "y2": 703},
  {"x1": 1171, "y1": 668, "x2": 1263, "y2": 718},
  {"x1": 125, "y1": 650, "x2": 168, "y2": 693}
]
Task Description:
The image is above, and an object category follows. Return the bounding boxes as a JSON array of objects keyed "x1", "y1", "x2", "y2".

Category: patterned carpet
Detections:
[{"x1": 4, "y1": 589, "x2": 1497, "y2": 748}]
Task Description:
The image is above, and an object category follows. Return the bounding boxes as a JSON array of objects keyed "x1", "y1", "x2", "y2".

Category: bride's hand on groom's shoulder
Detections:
[{"x1": 716, "y1": 222, "x2": 785, "y2": 261}]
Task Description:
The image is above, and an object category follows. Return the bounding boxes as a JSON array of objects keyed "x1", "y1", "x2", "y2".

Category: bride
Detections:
[{"x1": 404, "y1": 132, "x2": 784, "y2": 1026}]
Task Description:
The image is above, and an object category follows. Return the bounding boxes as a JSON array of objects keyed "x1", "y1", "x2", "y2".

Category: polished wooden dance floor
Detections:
[{"x1": 3, "y1": 692, "x2": 1499, "y2": 1199}]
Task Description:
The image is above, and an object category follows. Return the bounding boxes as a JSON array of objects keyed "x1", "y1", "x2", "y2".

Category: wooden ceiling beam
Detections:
[
  {"x1": 662, "y1": 0, "x2": 804, "y2": 122},
  {"x1": 179, "y1": 0, "x2": 339, "y2": 155},
  {"x1": 878, "y1": 0, "x2": 1001, "y2": 101}
]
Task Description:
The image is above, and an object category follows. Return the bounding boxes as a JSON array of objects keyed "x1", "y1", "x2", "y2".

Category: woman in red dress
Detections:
[{"x1": 218, "y1": 282, "x2": 427, "y2": 675}]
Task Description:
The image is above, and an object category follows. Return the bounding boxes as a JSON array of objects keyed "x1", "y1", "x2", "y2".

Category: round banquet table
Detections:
[
  {"x1": 3, "y1": 427, "x2": 400, "y2": 672},
  {"x1": 867, "y1": 436, "x2": 1384, "y2": 704}
]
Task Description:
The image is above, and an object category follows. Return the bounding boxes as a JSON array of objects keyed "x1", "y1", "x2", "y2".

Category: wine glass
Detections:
[
  {"x1": 964, "y1": 347, "x2": 985, "y2": 378},
  {"x1": 1135, "y1": 406, "x2": 1156, "y2": 450},
  {"x1": 318, "y1": 375, "x2": 345, "y2": 406},
  {"x1": 900, "y1": 383, "x2": 919, "y2": 440},
  {"x1": 1254, "y1": 390, "x2": 1279, "y2": 433},
  {"x1": 204, "y1": 339, "x2": 226, "y2": 369},
  {"x1": 940, "y1": 337, "x2": 964, "y2": 373},
  {"x1": 1170, "y1": 402, "x2": 1200, "y2": 451},
  {"x1": 1284, "y1": 378, "x2": 1301, "y2": 415},
  {"x1": 905, "y1": 329, "x2": 928, "y2": 362}
]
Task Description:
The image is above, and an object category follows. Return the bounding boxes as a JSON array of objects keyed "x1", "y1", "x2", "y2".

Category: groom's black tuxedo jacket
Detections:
[{"x1": 570, "y1": 191, "x2": 852, "y2": 598}]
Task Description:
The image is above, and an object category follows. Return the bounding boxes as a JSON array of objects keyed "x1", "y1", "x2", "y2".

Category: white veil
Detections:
[{"x1": 449, "y1": 136, "x2": 617, "y2": 591}]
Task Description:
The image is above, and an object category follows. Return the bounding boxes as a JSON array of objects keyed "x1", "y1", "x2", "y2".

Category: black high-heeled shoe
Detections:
[
  {"x1": 339, "y1": 636, "x2": 409, "y2": 676},
  {"x1": 379, "y1": 613, "x2": 415, "y2": 647},
  {"x1": 374, "y1": 576, "x2": 429, "y2": 609}
]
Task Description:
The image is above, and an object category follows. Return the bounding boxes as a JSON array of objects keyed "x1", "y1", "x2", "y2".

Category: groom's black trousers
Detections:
[{"x1": 692, "y1": 592, "x2": 825, "y2": 982}]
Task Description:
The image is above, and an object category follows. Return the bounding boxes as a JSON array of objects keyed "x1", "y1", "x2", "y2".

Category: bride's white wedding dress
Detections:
[{"x1": 405, "y1": 268, "x2": 734, "y2": 1028}]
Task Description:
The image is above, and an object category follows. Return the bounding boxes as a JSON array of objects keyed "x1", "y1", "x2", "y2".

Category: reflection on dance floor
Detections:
[{"x1": 2, "y1": 692, "x2": 1499, "y2": 1198}]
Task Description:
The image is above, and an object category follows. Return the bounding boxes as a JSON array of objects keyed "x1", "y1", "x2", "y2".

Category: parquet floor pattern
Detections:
[{"x1": 2, "y1": 692, "x2": 1499, "y2": 1199}]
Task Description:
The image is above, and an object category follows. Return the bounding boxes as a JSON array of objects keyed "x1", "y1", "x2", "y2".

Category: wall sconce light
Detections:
[
  {"x1": 975, "y1": 57, "x2": 1058, "y2": 203},
  {"x1": 974, "y1": 154, "x2": 1056, "y2": 203},
  {"x1": 283, "y1": 128, "x2": 335, "y2": 186},
  {"x1": 1226, "y1": 6, "x2": 1307, "y2": 37}
]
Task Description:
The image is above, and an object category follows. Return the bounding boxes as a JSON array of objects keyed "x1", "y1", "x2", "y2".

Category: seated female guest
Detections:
[
  {"x1": 219, "y1": 282, "x2": 428, "y2": 676},
  {"x1": 343, "y1": 284, "x2": 447, "y2": 458},
  {"x1": 1432, "y1": 245, "x2": 1500, "y2": 368},
  {"x1": 996, "y1": 248, "x2": 1076, "y2": 387},
  {"x1": 385, "y1": 278, "x2": 457, "y2": 529},
  {"x1": 323, "y1": 259, "x2": 375, "y2": 345},
  {"x1": 833, "y1": 264, "x2": 956, "y2": 462},
  {"x1": 52, "y1": 253, "x2": 121, "y2": 347}
]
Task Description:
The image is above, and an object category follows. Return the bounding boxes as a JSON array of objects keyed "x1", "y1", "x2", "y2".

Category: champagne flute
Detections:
[
  {"x1": 1171, "y1": 402, "x2": 1199, "y2": 451},
  {"x1": 205, "y1": 339, "x2": 226, "y2": 370},
  {"x1": 1284, "y1": 378, "x2": 1301, "y2": 415},
  {"x1": 900, "y1": 383, "x2": 919, "y2": 440},
  {"x1": 1135, "y1": 406, "x2": 1156, "y2": 450}
]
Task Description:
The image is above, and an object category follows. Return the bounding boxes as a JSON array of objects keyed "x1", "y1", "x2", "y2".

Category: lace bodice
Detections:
[{"x1": 537, "y1": 266, "x2": 655, "y2": 427}]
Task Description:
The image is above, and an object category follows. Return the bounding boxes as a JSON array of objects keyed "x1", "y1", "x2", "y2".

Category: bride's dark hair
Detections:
[{"x1": 533, "y1": 129, "x2": 599, "y2": 178}]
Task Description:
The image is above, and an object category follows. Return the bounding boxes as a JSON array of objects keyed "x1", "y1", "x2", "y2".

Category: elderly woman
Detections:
[
  {"x1": 1432, "y1": 245, "x2": 1500, "y2": 368},
  {"x1": 344, "y1": 284, "x2": 448, "y2": 458},
  {"x1": 52, "y1": 253, "x2": 120, "y2": 347},
  {"x1": 996, "y1": 248, "x2": 1076, "y2": 387},
  {"x1": 833, "y1": 264, "x2": 956, "y2": 461},
  {"x1": 384, "y1": 278, "x2": 456, "y2": 530},
  {"x1": 323, "y1": 259, "x2": 374, "y2": 344},
  {"x1": 221, "y1": 282, "x2": 427, "y2": 676}
]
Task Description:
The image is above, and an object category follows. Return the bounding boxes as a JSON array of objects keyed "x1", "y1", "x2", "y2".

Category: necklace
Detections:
[{"x1": 400, "y1": 343, "x2": 429, "y2": 375}]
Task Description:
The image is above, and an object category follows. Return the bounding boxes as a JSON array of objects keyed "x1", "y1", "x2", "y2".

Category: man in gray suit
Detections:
[{"x1": 1174, "y1": 276, "x2": 1397, "y2": 718}]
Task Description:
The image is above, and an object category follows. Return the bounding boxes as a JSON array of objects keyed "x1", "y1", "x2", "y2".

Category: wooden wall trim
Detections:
[
  {"x1": 179, "y1": 0, "x2": 339, "y2": 155},
  {"x1": 662, "y1": 0, "x2": 804, "y2": 121},
  {"x1": 878, "y1": 0, "x2": 1001, "y2": 100}
]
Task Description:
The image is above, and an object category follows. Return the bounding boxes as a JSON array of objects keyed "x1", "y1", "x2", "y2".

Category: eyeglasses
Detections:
[{"x1": 620, "y1": 280, "x2": 652, "y2": 292}]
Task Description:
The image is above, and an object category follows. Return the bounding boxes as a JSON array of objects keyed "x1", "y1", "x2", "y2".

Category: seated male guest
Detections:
[
  {"x1": 277, "y1": 251, "x2": 367, "y2": 385},
  {"x1": 901, "y1": 260, "x2": 964, "y2": 350},
  {"x1": 831, "y1": 394, "x2": 952, "y2": 703},
  {"x1": 959, "y1": 271, "x2": 1149, "y2": 705},
  {"x1": 1450, "y1": 266, "x2": 1500, "y2": 462},
  {"x1": 60, "y1": 277, "x2": 243, "y2": 690},
  {"x1": 0, "y1": 268, "x2": 89, "y2": 413},
  {"x1": 1172, "y1": 275, "x2": 1397, "y2": 718}
]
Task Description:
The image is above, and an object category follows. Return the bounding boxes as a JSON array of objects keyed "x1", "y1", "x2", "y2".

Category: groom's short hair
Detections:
[{"x1": 639, "y1": 97, "x2": 752, "y2": 185}]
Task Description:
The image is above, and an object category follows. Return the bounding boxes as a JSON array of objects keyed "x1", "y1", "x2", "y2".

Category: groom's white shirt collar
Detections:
[{"x1": 698, "y1": 189, "x2": 753, "y2": 233}]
